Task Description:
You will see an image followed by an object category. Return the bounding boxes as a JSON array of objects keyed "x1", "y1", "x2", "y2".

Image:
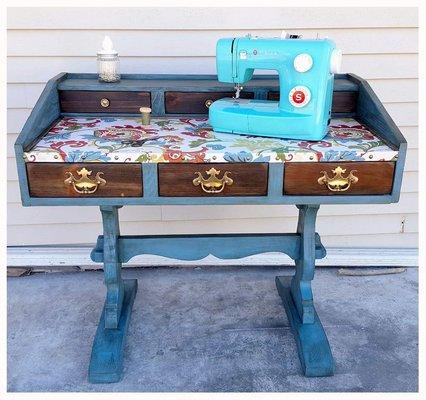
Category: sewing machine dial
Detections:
[
  {"x1": 289, "y1": 86, "x2": 311, "y2": 107},
  {"x1": 294, "y1": 53, "x2": 313, "y2": 72}
]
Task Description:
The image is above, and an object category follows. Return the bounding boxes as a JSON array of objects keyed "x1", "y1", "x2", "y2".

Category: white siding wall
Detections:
[{"x1": 7, "y1": 7, "x2": 418, "y2": 248}]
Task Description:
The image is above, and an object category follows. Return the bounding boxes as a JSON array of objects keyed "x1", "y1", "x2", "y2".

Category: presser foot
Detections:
[
  {"x1": 275, "y1": 276, "x2": 335, "y2": 377},
  {"x1": 88, "y1": 279, "x2": 138, "y2": 383}
]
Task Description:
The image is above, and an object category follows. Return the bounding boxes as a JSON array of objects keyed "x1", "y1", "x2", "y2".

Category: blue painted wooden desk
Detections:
[{"x1": 15, "y1": 73, "x2": 406, "y2": 383}]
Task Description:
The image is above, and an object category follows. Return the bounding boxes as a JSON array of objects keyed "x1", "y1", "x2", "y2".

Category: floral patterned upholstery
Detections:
[{"x1": 24, "y1": 116, "x2": 398, "y2": 163}]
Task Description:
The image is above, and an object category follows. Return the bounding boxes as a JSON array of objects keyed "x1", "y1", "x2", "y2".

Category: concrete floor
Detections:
[{"x1": 7, "y1": 266, "x2": 418, "y2": 392}]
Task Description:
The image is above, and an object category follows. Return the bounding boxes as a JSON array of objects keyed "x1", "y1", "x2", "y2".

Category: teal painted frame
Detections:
[{"x1": 14, "y1": 73, "x2": 407, "y2": 382}]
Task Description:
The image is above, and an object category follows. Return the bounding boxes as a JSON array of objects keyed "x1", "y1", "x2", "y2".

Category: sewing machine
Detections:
[{"x1": 209, "y1": 34, "x2": 342, "y2": 140}]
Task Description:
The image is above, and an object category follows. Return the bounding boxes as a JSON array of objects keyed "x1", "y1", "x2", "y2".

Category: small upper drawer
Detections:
[
  {"x1": 158, "y1": 163, "x2": 268, "y2": 197},
  {"x1": 164, "y1": 91, "x2": 254, "y2": 114},
  {"x1": 284, "y1": 162, "x2": 395, "y2": 195},
  {"x1": 26, "y1": 163, "x2": 142, "y2": 198},
  {"x1": 59, "y1": 91, "x2": 151, "y2": 113}
]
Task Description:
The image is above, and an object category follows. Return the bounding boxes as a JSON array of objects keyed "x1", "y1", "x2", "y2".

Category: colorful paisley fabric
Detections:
[{"x1": 24, "y1": 117, "x2": 398, "y2": 163}]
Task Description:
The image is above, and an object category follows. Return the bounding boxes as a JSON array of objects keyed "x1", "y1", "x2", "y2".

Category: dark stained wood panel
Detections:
[
  {"x1": 158, "y1": 163, "x2": 268, "y2": 197},
  {"x1": 284, "y1": 162, "x2": 395, "y2": 195},
  {"x1": 165, "y1": 91, "x2": 254, "y2": 114},
  {"x1": 267, "y1": 91, "x2": 358, "y2": 113},
  {"x1": 59, "y1": 90, "x2": 151, "y2": 113},
  {"x1": 27, "y1": 163, "x2": 142, "y2": 197}
]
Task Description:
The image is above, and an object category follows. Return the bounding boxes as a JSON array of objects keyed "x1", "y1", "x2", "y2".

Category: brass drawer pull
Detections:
[
  {"x1": 100, "y1": 98, "x2": 110, "y2": 108},
  {"x1": 205, "y1": 99, "x2": 213, "y2": 108},
  {"x1": 193, "y1": 167, "x2": 233, "y2": 194},
  {"x1": 317, "y1": 166, "x2": 358, "y2": 192},
  {"x1": 64, "y1": 167, "x2": 106, "y2": 194}
]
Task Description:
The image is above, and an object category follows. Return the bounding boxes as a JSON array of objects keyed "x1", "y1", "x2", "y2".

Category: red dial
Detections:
[
  {"x1": 292, "y1": 90, "x2": 306, "y2": 104},
  {"x1": 288, "y1": 86, "x2": 311, "y2": 107}
]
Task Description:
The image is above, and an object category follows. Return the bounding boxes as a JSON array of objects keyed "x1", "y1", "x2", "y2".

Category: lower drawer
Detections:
[
  {"x1": 284, "y1": 162, "x2": 395, "y2": 195},
  {"x1": 158, "y1": 163, "x2": 268, "y2": 196},
  {"x1": 26, "y1": 163, "x2": 142, "y2": 197}
]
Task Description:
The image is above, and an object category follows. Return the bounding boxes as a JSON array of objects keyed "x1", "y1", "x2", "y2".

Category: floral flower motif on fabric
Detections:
[{"x1": 24, "y1": 117, "x2": 398, "y2": 163}]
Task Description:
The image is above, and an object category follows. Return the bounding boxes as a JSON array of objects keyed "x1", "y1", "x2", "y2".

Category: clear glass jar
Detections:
[{"x1": 97, "y1": 52, "x2": 120, "y2": 83}]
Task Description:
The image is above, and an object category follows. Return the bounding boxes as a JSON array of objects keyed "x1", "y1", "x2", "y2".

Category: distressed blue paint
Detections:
[
  {"x1": 391, "y1": 141, "x2": 407, "y2": 202},
  {"x1": 267, "y1": 163, "x2": 284, "y2": 197},
  {"x1": 291, "y1": 205, "x2": 320, "y2": 324},
  {"x1": 151, "y1": 90, "x2": 165, "y2": 116},
  {"x1": 15, "y1": 72, "x2": 66, "y2": 148},
  {"x1": 349, "y1": 73, "x2": 406, "y2": 148},
  {"x1": 276, "y1": 276, "x2": 334, "y2": 377},
  {"x1": 141, "y1": 163, "x2": 158, "y2": 199},
  {"x1": 88, "y1": 279, "x2": 138, "y2": 383},
  {"x1": 58, "y1": 73, "x2": 358, "y2": 92},
  {"x1": 348, "y1": 73, "x2": 406, "y2": 201},
  {"x1": 90, "y1": 233, "x2": 327, "y2": 263},
  {"x1": 15, "y1": 72, "x2": 66, "y2": 205},
  {"x1": 19, "y1": 193, "x2": 397, "y2": 207},
  {"x1": 100, "y1": 206, "x2": 124, "y2": 329}
]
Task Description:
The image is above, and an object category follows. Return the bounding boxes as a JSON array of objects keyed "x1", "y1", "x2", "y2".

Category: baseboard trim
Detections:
[{"x1": 6, "y1": 246, "x2": 418, "y2": 268}]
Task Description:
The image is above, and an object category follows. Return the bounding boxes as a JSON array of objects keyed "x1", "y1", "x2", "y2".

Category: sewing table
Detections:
[{"x1": 15, "y1": 73, "x2": 406, "y2": 383}]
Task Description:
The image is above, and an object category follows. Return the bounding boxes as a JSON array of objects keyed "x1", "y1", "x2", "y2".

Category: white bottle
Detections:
[{"x1": 97, "y1": 36, "x2": 120, "y2": 83}]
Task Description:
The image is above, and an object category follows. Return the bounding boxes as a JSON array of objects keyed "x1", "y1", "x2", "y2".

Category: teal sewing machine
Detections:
[{"x1": 209, "y1": 33, "x2": 342, "y2": 140}]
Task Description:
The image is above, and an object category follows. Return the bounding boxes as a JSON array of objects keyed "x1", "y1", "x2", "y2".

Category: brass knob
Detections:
[
  {"x1": 100, "y1": 98, "x2": 110, "y2": 108},
  {"x1": 139, "y1": 107, "x2": 152, "y2": 125},
  {"x1": 205, "y1": 99, "x2": 213, "y2": 108}
]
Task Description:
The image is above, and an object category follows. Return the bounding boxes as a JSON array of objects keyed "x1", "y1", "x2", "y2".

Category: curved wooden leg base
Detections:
[
  {"x1": 88, "y1": 279, "x2": 138, "y2": 384},
  {"x1": 275, "y1": 276, "x2": 335, "y2": 377}
]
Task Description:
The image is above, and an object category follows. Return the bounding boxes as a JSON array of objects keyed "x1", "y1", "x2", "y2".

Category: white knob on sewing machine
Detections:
[
  {"x1": 330, "y1": 48, "x2": 342, "y2": 74},
  {"x1": 294, "y1": 53, "x2": 313, "y2": 73}
]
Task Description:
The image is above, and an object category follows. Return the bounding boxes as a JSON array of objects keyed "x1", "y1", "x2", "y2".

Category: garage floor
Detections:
[{"x1": 7, "y1": 265, "x2": 418, "y2": 392}]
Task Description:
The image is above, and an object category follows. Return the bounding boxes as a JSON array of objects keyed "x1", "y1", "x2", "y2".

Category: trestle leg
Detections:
[
  {"x1": 275, "y1": 205, "x2": 334, "y2": 377},
  {"x1": 88, "y1": 206, "x2": 138, "y2": 383}
]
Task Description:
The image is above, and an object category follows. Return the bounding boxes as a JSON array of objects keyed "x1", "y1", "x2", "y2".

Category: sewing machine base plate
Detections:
[{"x1": 209, "y1": 98, "x2": 328, "y2": 140}]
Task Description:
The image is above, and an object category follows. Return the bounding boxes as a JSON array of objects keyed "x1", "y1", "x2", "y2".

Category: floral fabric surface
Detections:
[{"x1": 24, "y1": 116, "x2": 398, "y2": 163}]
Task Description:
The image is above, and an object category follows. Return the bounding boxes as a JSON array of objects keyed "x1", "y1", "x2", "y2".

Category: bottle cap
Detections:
[{"x1": 97, "y1": 36, "x2": 118, "y2": 56}]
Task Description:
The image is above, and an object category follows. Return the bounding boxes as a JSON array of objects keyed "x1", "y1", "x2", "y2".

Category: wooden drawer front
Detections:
[
  {"x1": 284, "y1": 162, "x2": 395, "y2": 195},
  {"x1": 158, "y1": 163, "x2": 268, "y2": 197},
  {"x1": 27, "y1": 163, "x2": 142, "y2": 198},
  {"x1": 164, "y1": 91, "x2": 254, "y2": 114},
  {"x1": 59, "y1": 91, "x2": 151, "y2": 113},
  {"x1": 268, "y1": 91, "x2": 358, "y2": 113}
]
